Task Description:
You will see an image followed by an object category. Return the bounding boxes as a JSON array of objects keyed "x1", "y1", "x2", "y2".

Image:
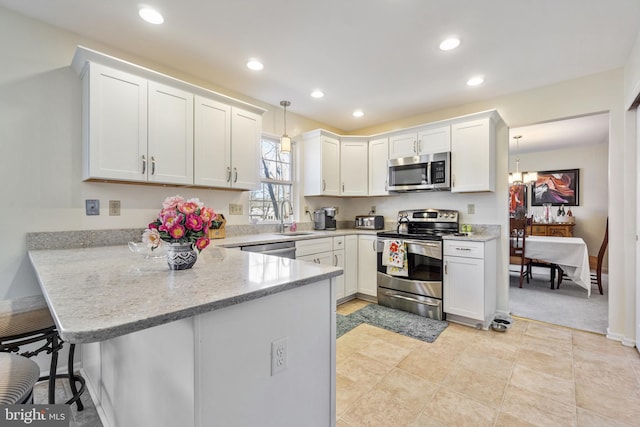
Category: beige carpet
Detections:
[{"x1": 508, "y1": 266, "x2": 608, "y2": 334}]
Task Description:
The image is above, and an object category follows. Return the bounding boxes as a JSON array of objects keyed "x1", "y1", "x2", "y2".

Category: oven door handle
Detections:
[{"x1": 383, "y1": 291, "x2": 441, "y2": 307}]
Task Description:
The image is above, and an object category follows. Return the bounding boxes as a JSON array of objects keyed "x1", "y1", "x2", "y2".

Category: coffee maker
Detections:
[{"x1": 314, "y1": 207, "x2": 337, "y2": 230}]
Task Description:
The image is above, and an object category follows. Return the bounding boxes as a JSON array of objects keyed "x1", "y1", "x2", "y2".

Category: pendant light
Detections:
[
  {"x1": 280, "y1": 100, "x2": 291, "y2": 153},
  {"x1": 509, "y1": 135, "x2": 523, "y2": 185}
]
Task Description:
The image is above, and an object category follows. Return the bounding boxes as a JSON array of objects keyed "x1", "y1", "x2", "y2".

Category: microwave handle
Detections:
[{"x1": 426, "y1": 161, "x2": 432, "y2": 185}]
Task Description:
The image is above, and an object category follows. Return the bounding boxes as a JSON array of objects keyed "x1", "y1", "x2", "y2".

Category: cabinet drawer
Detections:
[
  {"x1": 295, "y1": 237, "x2": 333, "y2": 257},
  {"x1": 547, "y1": 226, "x2": 570, "y2": 237},
  {"x1": 443, "y1": 240, "x2": 484, "y2": 258},
  {"x1": 531, "y1": 225, "x2": 547, "y2": 236},
  {"x1": 333, "y1": 236, "x2": 345, "y2": 251}
]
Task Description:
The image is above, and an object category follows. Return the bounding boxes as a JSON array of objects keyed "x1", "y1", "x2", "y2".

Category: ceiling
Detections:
[
  {"x1": 509, "y1": 113, "x2": 610, "y2": 154},
  {"x1": 1, "y1": 0, "x2": 639, "y2": 138}
]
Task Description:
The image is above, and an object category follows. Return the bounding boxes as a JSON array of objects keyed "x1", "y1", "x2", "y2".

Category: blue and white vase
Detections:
[{"x1": 166, "y1": 242, "x2": 197, "y2": 270}]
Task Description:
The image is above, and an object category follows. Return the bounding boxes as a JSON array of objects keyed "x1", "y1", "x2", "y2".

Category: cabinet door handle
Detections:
[
  {"x1": 385, "y1": 179, "x2": 388, "y2": 191},
  {"x1": 372, "y1": 240, "x2": 376, "y2": 251},
  {"x1": 444, "y1": 261, "x2": 448, "y2": 275},
  {"x1": 141, "y1": 155, "x2": 146, "y2": 175},
  {"x1": 226, "y1": 167, "x2": 231, "y2": 182},
  {"x1": 413, "y1": 141, "x2": 417, "y2": 153},
  {"x1": 334, "y1": 254, "x2": 338, "y2": 266},
  {"x1": 233, "y1": 167, "x2": 238, "y2": 183},
  {"x1": 322, "y1": 180, "x2": 326, "y2": 191},
  {"x1": 151, "y1": 156, "x2": 156, "y2": 175},
  {"x1": 342, "y1": 183, "x2": 345, "y2": 192}
]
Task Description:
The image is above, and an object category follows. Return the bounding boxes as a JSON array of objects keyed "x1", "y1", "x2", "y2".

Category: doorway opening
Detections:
[{"x1": 507, "y1": 112, "x2": 609, "y2": 334}]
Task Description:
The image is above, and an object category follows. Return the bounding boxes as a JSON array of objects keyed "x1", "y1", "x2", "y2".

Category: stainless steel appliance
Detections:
[
  {"x1": 314, "y1": 207, "x2": 337, "y2": 230},
  {"x1": 240, "y1": 241, "x2": 296, "y2": 259},
  {"x1": 376, "y1": 209, "x2": 459, "y2": 320},
  {"x1": 387, "y1": 152, "x2": 450, "y2": 192},
  {"x1": 355, "y1": 215, "x2": 384, "y2": 230}
]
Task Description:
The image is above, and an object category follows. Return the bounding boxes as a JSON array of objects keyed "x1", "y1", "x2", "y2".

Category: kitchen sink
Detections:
[{"x1": 274, "y1": 231, "x2": 315, "y2": 236}]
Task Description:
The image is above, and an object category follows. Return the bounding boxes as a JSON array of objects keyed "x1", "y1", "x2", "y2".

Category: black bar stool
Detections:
[{"x1": 0, "y1": 295, "x2": 85, "y2": 410}]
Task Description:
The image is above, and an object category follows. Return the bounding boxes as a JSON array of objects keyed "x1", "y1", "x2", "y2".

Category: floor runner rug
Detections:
[{"x1": 337, "y1": 304, "x2": 448, "y2": 342}]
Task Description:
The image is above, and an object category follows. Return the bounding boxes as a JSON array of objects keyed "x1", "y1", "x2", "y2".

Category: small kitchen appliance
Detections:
[
  {"x1": 376, "y1": 208, "x2": 459, "y2": 320},
  {"x1": 355, "y1": 215, "x2": 384, "y2": 230},
  {"x1": 314, "y1": 207, "x2": 337, "y2": 230}
]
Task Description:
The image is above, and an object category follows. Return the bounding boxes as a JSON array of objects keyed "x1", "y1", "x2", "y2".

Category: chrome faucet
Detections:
[{"x1": 279, "y1": 199, "x2": 294, "y2": 233}]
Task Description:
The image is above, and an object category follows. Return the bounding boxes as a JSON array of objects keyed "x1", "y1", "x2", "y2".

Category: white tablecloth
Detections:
[{"x1": 525, "y1": 236, "x2": 592, "y2": 297}]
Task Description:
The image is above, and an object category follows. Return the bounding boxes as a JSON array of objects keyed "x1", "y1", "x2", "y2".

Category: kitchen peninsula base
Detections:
[{"x1": 83, "y1": 279, "x2": 335, "y2": 427}]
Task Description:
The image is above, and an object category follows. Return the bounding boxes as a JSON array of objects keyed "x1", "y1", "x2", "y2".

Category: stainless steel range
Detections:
[{"x1": 376, "y1": 209, "x2": 460, "y2": 320}]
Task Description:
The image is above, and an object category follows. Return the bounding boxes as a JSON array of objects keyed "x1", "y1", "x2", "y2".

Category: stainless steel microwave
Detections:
[{"x1": 387, "y1": 152, "x2": 451, "y2": 192}]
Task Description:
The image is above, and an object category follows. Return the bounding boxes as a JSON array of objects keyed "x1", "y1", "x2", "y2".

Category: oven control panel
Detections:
[{"x1": 398, "y1": 209, "x2": 458, "y2": 223}]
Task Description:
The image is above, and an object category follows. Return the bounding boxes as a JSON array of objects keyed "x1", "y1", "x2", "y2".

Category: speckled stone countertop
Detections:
[{"x1": 28, "y1": 245, "x2": 342, "y2": 344}]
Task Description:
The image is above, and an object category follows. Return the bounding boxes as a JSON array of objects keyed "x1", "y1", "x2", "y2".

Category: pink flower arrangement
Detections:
[{"x1": 143, "y1": 195, "x2": 222, "y2": 252}]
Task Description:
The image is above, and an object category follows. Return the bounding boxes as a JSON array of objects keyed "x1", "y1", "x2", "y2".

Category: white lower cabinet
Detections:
[
  {"x1": 344, "y1": 235, "x2": 358, "y2": 297},
  {"x1": 357, "y1": 235, "x2": 378, "y2": 298},
  {"x1": 443, "y1": 239, "x2": 496, "y2": 329},
  {"x1": 295, "y1": 235, "x2": 365, "y2": 301},
  {"x1": 296, "y1": 237, "x2": 346, "y2": 300}
]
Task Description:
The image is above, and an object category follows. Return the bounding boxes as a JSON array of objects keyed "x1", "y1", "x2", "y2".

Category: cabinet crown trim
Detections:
[{"x1": 71, "y1": 45, "x2": 266, "y2": 116}]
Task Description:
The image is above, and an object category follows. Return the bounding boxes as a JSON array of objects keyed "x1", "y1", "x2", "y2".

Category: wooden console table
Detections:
[{"x1": 528, "y1": 222, "x2": 575, "y2": 237}]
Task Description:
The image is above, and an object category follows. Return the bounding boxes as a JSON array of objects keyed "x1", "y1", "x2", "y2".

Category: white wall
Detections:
[{"x1": 515, "y1": 142, "x2": 609, "y2": 260}]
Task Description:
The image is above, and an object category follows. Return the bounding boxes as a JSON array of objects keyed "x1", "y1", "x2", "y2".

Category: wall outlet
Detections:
[
  {"x1": 109, "y1": 200, "x2": 121, "y2": 216},
  {"x1": 467, "y1": 204, "x2": 475, "y2": 215},
  {"x1": 229, "y1": 203, "x2": 243, "y2": 215},
  {"x1": 271, "y1": 337, "x2": 288, "y2": 376},
  {"x1": 370, "y1": 205, "x2": 376, "y2": 214},
  {"x1": 85, "y1": 199, "x2": 100, "y2": 216},
  {"x1": 304, "y1": 205, "x2": 309, "y2": 214}
]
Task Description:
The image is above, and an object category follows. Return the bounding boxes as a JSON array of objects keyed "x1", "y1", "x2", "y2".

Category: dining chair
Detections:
[
  {"x1": 590, "y1": 217, "x2": 608, "y2": 295},
  {"x1": 510, "y1": 218, "x2": 531, "y2": 287}
]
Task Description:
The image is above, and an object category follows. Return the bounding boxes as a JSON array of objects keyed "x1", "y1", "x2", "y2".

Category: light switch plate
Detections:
[
  {"x1": 109, "y1": 200, "x2": 121, "y2": 216},
  {"x1": 229, "y1": 203, "x2": 243, "y2": 215},
  {"x1": 86, "y1": 199, "x2": 100, "y2": 215}
]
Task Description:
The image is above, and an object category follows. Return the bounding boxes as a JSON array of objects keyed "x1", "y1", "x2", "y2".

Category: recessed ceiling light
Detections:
[
  {"x1": 246, "y1": 59, "x2": 264, "y2": 71},
  {"x1": 139, "y1": 7, "x2": 164, "y2": 25},
  {"x1": 467, "y1": 76, "x2": 484, "y2": 86},
  {"x1": 311, "y1": 90, "x2": 325, "y2": 99},
  {"x1": 352, "y1": 110, "x2": 364, "y2": 118},
  {"x1": 439, "y1": 37, "x2": 460, "y2": 51}
]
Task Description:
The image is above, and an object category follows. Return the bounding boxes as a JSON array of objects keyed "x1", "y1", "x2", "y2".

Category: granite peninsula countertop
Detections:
[{"x1": 28, "y1": 245, "x2": 342, "y2": 344}]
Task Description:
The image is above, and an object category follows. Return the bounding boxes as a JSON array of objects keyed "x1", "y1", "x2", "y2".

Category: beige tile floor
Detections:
[{"x1": 336, "y1": 299, "x2": 640, "y2": 427}]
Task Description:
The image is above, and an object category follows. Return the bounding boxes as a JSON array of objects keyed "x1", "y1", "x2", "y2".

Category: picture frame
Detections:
[
  {"x1": 531, "y1": 168, "x2": 579, "y2": 206},
  {"x1": 508, "y1": 184, "x2": 527, "y2": 215}
]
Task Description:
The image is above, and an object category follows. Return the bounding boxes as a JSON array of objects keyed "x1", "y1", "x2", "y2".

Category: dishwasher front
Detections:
[{"x1": 240, "y1": 241, "x2": 296, "y2": 259}]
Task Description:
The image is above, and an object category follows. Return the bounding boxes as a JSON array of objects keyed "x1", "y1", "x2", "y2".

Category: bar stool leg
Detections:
[
  {"x1": 66, "y1": 344, "x2": 84, "y2": 411},
  {"x1": 48, "y1": 333, "x2": 59, "y2": 404}
]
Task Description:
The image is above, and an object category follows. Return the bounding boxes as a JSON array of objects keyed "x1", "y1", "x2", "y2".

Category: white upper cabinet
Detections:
[
  {"x1": 389, "y1": 125, "x2": 451, "y2": 159},
  {"x1": 303, "y1": 131, "x2": 340, "y2": 196},
  {"x1": 389, "y1": 132, "x2": 418, "y2": 158},
  {"x1": 450, "y1": 113, "x2": 497, "y2": 193},
  {"x1": 194, "y1": 98, "x2": 261, "y2": 190},
  {"x1": 368, "y1": 137, "x2": 389, "y2": 196},
  {"x1": 84, "y1": 62, "x2": 148, "y2": 182},
  {"x1": 340, "y1": 138, "x2": 368, "y2": 196},
  {"x1": 418, "y1": 125, "x2": 451, "y2": 154},
  {"x1": 148, "y1": 81, "x2": 194, "y2": 185},
  {"x1": 72, "y1": 46, "x2": 265, "y2": 189},
  {"x1": 230, "y1": 107, "x2": 261, "y2": 190},
  {"x1": 194, "y1": 96, "x2": 231, "y2": 187}
]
